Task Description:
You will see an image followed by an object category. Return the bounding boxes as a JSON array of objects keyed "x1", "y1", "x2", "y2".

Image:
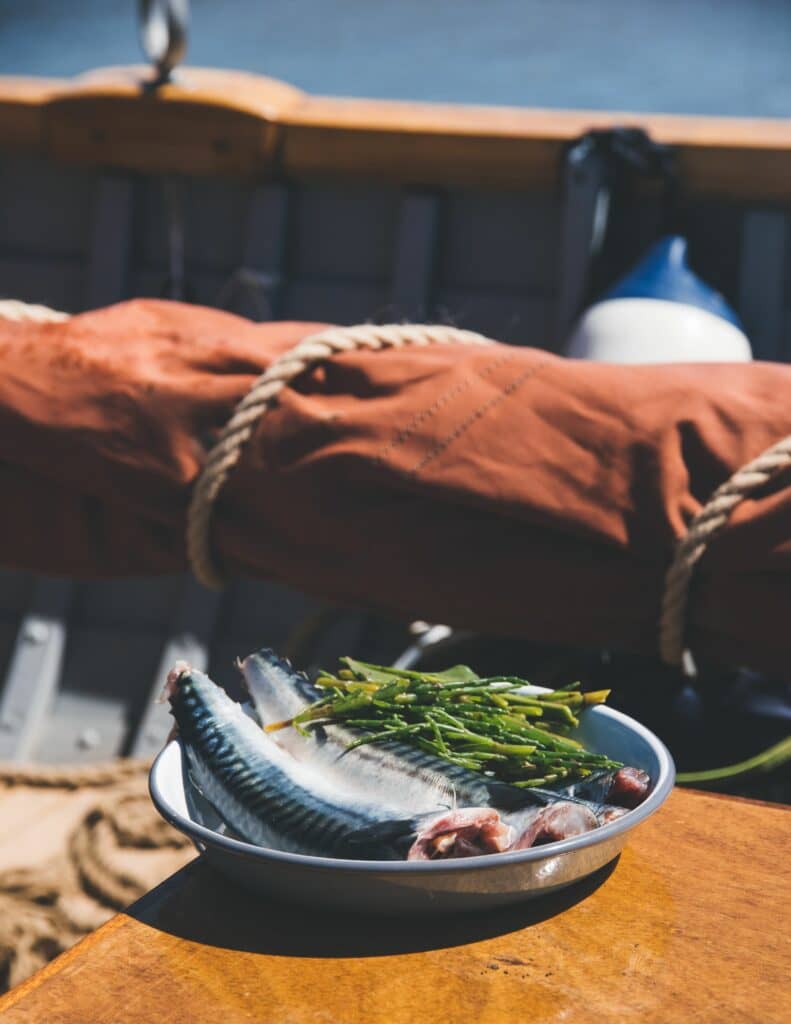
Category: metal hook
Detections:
[{"x1": 138, "y1": 0, "x2": 189, "y2": 85}]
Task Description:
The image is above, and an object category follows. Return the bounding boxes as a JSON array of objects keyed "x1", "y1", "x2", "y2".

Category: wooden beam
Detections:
[
  {"x1": 43, "y1": 67, "x2": 304, "y2": 178},
  {"x1": 0, "y1": 76, "x2": 60, "y2": 150},
  {"x1": 281, "y1": 97, "x2": 791, "y2": 198},
  {"x1": 1, "y1": 67, "x2": 791, "y2": 198}
]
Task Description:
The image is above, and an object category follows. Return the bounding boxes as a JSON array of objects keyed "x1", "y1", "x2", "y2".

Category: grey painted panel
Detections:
[
  {"x1": 184, "y1": 178, "x2": 254, "y2": 271},
  {"x1": 213, "y1": 579, "x2": 319, "y2": 643},
  {"x1": 216, "y1": 184, "x2": 291, "y2": 321},
  {"x1": 0, "y1": 154, "x2": 97, "y2": 258},
  {"x1": 684, "y1": 200, "x2": 745, "y2": 310},
  {"x1": 132, "y1": 177, "x2": 169, "y2": 273},
  {"x1": 0, "y1": 570, "x2": 34, "y2": 616},
  {"x1": 86, "y1": 175, "x2": 134, "y2": 309},
  {"x1": 34, "y1": 623, "x2": 164, "y2": 762},
  {"x1": 128, "y1": 267, "x2": 226, "y2": 306},
  {"x1": 438, "y1": 190, "x2": 559, "y2": 293},
  {"x1": 280, "y1": 280, "x2": 390, "y2": 324},
  {"x1": 70, "y1": 578, "x2": 185, "y2": 630},
  {"x1": 243, "y1": 185, "x2": 291, "y2": 272},
  {"x1": 0, "y1": 578, "x2": 71, "y2": 760},
  {"x1": 390, "y1": 190, "x2": 441, "y2": 321},
  {"x1": 785, "y1": 311, "x2": 791, "y2": 363},
  {"x1": 127, "y1": 266, "x2": 173, "y2": 300},
  {"x1": 133, "y1": 175, "x2": 253, "y2": 273},
  {"x1": 0, "y1": 622, "x2": 19, "y2": 697},
  {"x1": 433, "y1": 289, "x2": 554, "y2": 348},
  {"x1": 36, "y1": 691, "x2": 134, "y2": 764},
  {"x1": 131, "y1": 578, "x2": 223, "y2": 758},
  {"x1": 0, "y1": 257, "x2": 84, "y2": 313},
  {"x1": 0, "y1": 167, "x2": 138, "y2": 761},
  {"x1": 739, "y1": 209, "x2": 787, "y2": 362},
  {"x1": 208, "y1": 586, "x2": 372, "y2": 697},
  {"x1": 287, "y1": 184, "x2": 400, "y2": 283}
]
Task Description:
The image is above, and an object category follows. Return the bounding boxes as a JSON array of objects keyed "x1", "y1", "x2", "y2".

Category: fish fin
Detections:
[
  {"x1": 562, "y1": 769, "x2": 615, "y2": 803},
  {"x1": 343, "y1": 817, "x2": 424, "y2": 860},
  {"x1": 346, "y1": 817, "x2": 422, "y2": 842}
]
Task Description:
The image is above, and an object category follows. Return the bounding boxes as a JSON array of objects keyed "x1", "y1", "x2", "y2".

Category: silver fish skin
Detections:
[
  {"x1": 240, "y1": 649, "x2": 544, "y2": 815},
  {"x1": 168, "y1": 664, "x2": 507, "y2": 861},
  {"x1": 240, "y1": 650, "x2": 650, "y2": 838}
]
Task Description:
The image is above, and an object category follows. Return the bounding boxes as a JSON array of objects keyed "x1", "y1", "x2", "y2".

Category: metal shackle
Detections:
[{"x1": 138, "y1": 0, "x2": 189, "y2": 84}]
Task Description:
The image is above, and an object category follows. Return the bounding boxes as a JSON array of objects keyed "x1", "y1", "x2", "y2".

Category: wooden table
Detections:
[{"x1": 1, "y1": 789, "x2": 788, "y2": 1024}]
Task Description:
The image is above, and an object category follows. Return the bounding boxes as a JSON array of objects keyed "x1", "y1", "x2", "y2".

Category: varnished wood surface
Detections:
[
  {"x1": 1, "y1": 788, "x2": 788, "y2": 1023},
  {"x1": 1, "y1": 66, "x2": 791, "y2": 196}
]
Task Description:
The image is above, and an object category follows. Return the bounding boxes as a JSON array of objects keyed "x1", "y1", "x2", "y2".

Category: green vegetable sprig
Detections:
[{"x1": 269, "y1": 657, "x2": 622, "y2": 788}]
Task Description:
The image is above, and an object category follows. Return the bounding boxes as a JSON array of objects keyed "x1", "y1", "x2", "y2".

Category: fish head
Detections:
[
  {"x1": 158, "y1": 660, "x2": 192, "y2": 704},
  {"x1": 238, "y1": 648, "x2": 318, "y2": 726}
]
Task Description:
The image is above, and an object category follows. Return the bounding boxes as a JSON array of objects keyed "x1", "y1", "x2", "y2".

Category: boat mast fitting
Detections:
[{"x1": 138, "y1": 0, "x2": 189, "y2": 85}]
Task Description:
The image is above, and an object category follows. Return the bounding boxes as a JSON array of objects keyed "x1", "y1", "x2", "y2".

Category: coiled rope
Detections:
[
  {"x1": 0, "y1": 772, "x2": 190, "y2": 992},
  {"x1": 0, "y1": 759, "x2": 151, "y2": 790}
]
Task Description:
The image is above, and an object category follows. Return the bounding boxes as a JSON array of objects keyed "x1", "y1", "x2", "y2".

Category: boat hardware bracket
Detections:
[
  {"x1": 138, "y1": 0, "x2": 190, "y2": 86},
  {"x1": 556, "y1": 127, "x2": 681, "y2": 333}
]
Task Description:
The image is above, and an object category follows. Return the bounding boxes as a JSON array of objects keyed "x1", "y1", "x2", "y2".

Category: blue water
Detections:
[{"x1": 1, "y1": 0, "x2": 790, "y2": 116}]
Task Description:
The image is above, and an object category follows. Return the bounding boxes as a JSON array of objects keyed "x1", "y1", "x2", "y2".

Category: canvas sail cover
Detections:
[{"x1": 0, "y1": 300, "x2": 788, "y2": 674}]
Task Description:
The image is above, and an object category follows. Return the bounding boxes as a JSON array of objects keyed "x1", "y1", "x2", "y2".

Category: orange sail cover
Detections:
[{"x1": 0, "y1": 300, "x2": 789, "y2": 673}]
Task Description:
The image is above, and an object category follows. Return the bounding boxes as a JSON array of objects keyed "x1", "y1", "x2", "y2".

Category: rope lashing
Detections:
[
  {"x1": 186, "y1": 323, "x2": 494, "y2": 588},
  {"x1": 659, "y1": 433, "x2": 791, "y2": 668},
  {"x1": 1, "y1": 300, "x2": 788, "y2": 669},
  {"x1": 0, "y1": 299, "x2": 69, "y2": 323}
]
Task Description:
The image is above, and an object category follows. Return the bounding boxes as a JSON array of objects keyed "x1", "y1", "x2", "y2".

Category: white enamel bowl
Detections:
[{"x1": 149, "y1": 700, "x2": 674, "y2": 913}]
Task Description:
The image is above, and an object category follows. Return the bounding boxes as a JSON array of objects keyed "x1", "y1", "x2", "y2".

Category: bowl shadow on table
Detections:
[{"x1": 128, "y1": 855, "x2": 619, "y2": 958}]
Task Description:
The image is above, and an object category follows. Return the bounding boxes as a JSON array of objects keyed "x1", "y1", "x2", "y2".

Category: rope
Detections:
[
  {"x1": 186, "y1": 323, "x2": 494, "y2": 589},
  {"x1": 659, "y1": 433, "x2": 791, "y2": 667},
  {"x1": 0, "y1": 758, "x2": 152, "y2": 790},
  {"x1": 0, "y1": 298, "x2": 787, "y2": 669},
  {"x1": 0, "y1": 770, "x2": 191, "y2": 992},
  {"x1": 0, "y1": 299, "x2": 69, "y2": 324}
]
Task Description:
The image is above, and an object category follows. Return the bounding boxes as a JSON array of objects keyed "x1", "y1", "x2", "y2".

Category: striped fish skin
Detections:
[
  {"x1": 169, "y1": 665, "x2": 415, "y2": 858},
  {"x1": 168, "y1": 664, "x2": 509, "y2": 861},
  {"x1": 240, "y1": 649, "x2": 530, "y2": 814}
]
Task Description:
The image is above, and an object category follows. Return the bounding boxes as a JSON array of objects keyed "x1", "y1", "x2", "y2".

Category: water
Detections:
[{"x1": 1, "y1": 0, "x2": 789, "y2": 116}]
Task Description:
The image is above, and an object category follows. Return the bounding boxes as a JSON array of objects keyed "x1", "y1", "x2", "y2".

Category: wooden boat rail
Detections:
[
  {"x1": 1, "y1": 66, "x2": 791, "y2": 197},
  {"x1": 2, "y1": 788, "x2": 789, "y2": 1024}
]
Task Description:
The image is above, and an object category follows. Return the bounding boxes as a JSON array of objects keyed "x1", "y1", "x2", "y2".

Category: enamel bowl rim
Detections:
[{"x1": 149, "y1": 701, "x2": 676, "y2": 874}]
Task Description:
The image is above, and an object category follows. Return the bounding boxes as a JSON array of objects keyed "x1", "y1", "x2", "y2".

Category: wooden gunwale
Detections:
[
  {"x1": 1, "y1": 789, "x2": 788, "y2": 1024},
  {"x1": 0, "y1": 66, "x2": 790, "y2": 197}
]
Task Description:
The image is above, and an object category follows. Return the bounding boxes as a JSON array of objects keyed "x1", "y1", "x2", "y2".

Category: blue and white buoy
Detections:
[{"x1": 566, "y1": 236, "x2": 751, "y2": 363}]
